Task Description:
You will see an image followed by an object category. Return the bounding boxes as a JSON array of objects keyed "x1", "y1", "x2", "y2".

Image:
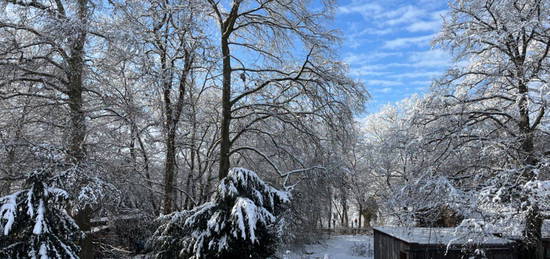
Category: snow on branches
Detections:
[
  {"x1": 0, "y1": 164, "x2": 83, "y2": 258},
  {"x1": 30, "y1": 145, "x2": 118, "y2": 212},
  {"x1": 149, "y1": 168, "x2": 290, "y2": 259}
]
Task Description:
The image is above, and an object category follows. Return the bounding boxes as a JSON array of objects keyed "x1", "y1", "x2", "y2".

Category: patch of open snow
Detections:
[{"x1": 280, "y1": 235, "x2": 373, "y2": 259}]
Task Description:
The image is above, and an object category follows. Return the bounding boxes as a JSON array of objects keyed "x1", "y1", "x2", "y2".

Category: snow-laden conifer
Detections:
[
  {"x1": 0, "y1": 155, "x2": 83, "y2": 258},
  {"x1": 149, "y1": 168, "x2": 289, "y2": 259}
]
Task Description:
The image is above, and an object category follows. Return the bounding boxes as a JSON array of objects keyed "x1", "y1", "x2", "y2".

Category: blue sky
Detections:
[{"x1": 332, "y1": 0, "x2": 451, "y2": 112}]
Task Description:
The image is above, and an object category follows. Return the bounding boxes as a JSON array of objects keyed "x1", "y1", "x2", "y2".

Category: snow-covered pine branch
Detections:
[
  {"x1": 148, "y1": 168, "x2": 289, "y2": 259},
  {"x1": 0, "y1": 167, "x2": 83, "y2": 258}
]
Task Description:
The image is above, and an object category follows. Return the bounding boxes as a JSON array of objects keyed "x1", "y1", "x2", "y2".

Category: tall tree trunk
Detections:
[
  {"x1": 184, "y1": 152, "x2": 194, "y2": 209},
  {"x1": 1, "y1": 105, "x2": 27, "y2": 195},
  {"x1": 67, "y1": 43, "x2": 86, "y2": 162},
  {"x1": 518, "y1": 83, "x2": 536, "y2": 167},
  {"x1": 184, "y1": 103, "x2": 197, "y2": 209},
  {"x1": 74, "y1": 205, "x2": 93, "y2": 259},
  {"x1": 67, "y1": 1, "x2": 93, "y2": 258},
  {"x1": 524, "y1": 204, "x2": 544, "y2": 259},
  {"x1": 328, "y1": 191, "x2": 333, "y2": 229},
  {"x1": 1, "y1": 141, "x2": 15, "y2": 196},
  {"x1": 215, "y1": 2, "x2": 240, "y2": 180},
  {"x1": 199, "y1": 169, "x2": 212, "y2": 204},
  {"x1": 163, "y1": 130, "x2": 177, "y2": 214},
  {"x1": 67, "y1": 89, "x2": 85, "y2": 162},
  {"x1": 136, "y1": 132, "x2": 158, "y2": 214},
  {"x1": 161, "y1": 46, "x2": 191, "y2": 214},
  {"x1": 358, "y1": 203, "x2": 362, "y2": 229},
  {"x1": 518, "y1": 81, "x2": 544, "y2": 259},
  {"x1": 66, "y1": 0, "x2": 88, "y2": 162},
  {"x1": 218, "y1": 35, "x2": 232, "y2": 180},
  {"x1": 341, "y1": 191, "x2": 349, "y2": 228}
]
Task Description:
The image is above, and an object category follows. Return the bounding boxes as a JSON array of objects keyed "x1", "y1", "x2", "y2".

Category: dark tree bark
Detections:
[
  {"x1": 524, "y1": 204, "x2": 544, "y2": 259},
  {"x1": 358, "y1": 204, "x2": 362, "y2": 229},
  {"x1": 214, "y1": 2, "x2": 241, "y2": 180},
  {"x1": 516, "y1": 46, "x2": 544, "y2": 259},
  {"x1": 341, "y1": 189, "x2": 349, "y2": 228},
  {"x1": 162, "y1": 50, "x2": 192, "y2": 214},
  {"x1": 67, "y1": 1, "x2": 92, "y2": 257}
]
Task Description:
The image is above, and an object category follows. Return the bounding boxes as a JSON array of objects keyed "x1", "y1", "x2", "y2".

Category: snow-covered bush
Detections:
[
  {"x1": 149, "y1": 168, "x2": 290, "y2": 259},
  {"x1": 0, "y1": 162, "x2": 83, "y2": 258}
]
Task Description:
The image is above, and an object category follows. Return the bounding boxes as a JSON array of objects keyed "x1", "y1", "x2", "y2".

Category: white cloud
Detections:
[
  {"x1": 344, "y1": 52, "x2": 401, "y2": 66},
  {"x1": 345, "y1": 49, "x2": 450, "y2": 77},
  {"x1": 352, "y1": 27, "x2": 394, "y2": 37},
  {"x1": 347, "y1": 62, "x2": 395, "y2": 77},
  {"x1": 337, "y1": 2, "x2": 384, "y2": 20},
  {"x1": 406, "y1": 20, "x2": 441, "y2": 32},
  {"x1": 388, "y1": 71, "x2": 442, "y2": 79},
  {"x1": 335, "y1": 1, "x2": 451, "y2": 112},
  {"x1": 406, "y1": 10, "x2": 446, "y2": 32},
  {"x1": 408, "y1": 49, "x2": 450, "y2": 67},
  {"x1": 381, "y1": 5, "x2": 426, "y2": 26},
  {"x1": 383, "y1": 34, "x2": 435, "y2": 49},
  {"x1": 380, "y1": 87, "x2": 393, "y2": 93},
  {"x1": 350, "y1": 70, "x2": 390, "y2": 77},
  {"x1": 410, "y1": 80, "x2": 433, "y2": 86},
  {"x1": 366, "y1": 80, "x2": 403, "y2": 87},
  {"x1": 379, "y1": 49, "x2": 449, "y2": 68},
  {"x1": 338, "y1": 2, "x2": 445, "y2": 34}
]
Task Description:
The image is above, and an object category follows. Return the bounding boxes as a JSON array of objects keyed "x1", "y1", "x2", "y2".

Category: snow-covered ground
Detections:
[{"x1": 280, "y1": 235, "x2": 374, "y2": 259}]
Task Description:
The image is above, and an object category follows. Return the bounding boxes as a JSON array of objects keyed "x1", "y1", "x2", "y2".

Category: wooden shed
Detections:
[
  {"x1": 542, "y1": 220, "x2": 550, "y2": 259},
  {"x1": 373, "y1": 227, "x2": 519, "y2": 259}
]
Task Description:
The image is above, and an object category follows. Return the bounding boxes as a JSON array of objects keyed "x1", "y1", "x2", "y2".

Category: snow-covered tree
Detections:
[
  {"x1": 204, "y1": 0, "x2": 367, "y2": 180},
  {"x1": 437, "y1": 0, "x2": 549, "y2": 255},
  {"x1": 0, "y1": 1, "x2": 110, "y2": 256},
  {"x1": 391, "y1": 0, "x2": 550, "y2": 257},
  {"x1": 357, "y1": 97, "x2": 447, "y2": 226},
  {"x1": 0, "y1": 150, "x2": 83, "y2": 258},
  {"x1": 107, "y1": 0, "x2": 208, "y2": 214},
  {"x1": 149, "y1": 168, "x2": 289, "y2": 259}
]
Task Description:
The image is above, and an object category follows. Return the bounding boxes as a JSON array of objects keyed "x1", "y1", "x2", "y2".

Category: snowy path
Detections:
[{"x1": 281, "y1": 235, "x2": 374, "y2": 259}]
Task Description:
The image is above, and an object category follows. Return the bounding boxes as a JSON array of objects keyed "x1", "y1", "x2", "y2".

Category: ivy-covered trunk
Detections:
[
  {"x1": 67, "y1": 0, "x2": 92, "y2": 257},
  {"x1": 518, "y1": 80, "x2": 544, "y2": 259},
  {"x1": 218, "y1": 35, "x2": 233, "y2": 181}
]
